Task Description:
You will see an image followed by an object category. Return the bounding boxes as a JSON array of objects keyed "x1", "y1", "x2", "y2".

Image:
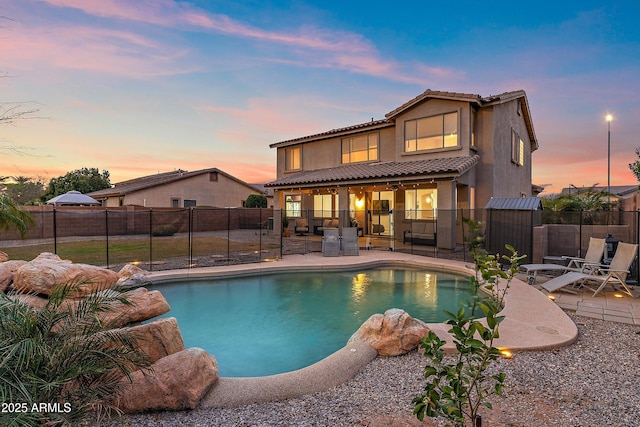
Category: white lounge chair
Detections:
[
  {"x1": 541, "y1": 242, "x2": 638, "y2": 297},
  {"x1": 322, "y1": 228, "x2": 340, "y2": 257},
  {"x1": 341, "y1": 227, "x2": 359, "y2": 256},
  {"x1": 521, "y1": 237, "x2": 606, "y2": 284}
]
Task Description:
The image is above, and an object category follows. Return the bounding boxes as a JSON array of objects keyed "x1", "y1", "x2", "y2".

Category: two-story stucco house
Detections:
[{"x1": 266, "y1": 89, "x2": 538, "y2": 249}]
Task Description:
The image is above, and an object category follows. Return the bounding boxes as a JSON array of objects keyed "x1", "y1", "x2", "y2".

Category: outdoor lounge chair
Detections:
[
  {"x1": 341, "y1": 227, "x2": 359, "y2": 256},
  {"x1": 322, "y1": 228, "x2": 340, "y2": 257},
  {"x1": 521, "y1": 237, "x2": 606, "y2": 284},
  {"x1": 541, "y1": 242, "x2": 638, "y2": 297},
  {"x1": 294, "y1": 218, "x2": 309, "y2": 235}
]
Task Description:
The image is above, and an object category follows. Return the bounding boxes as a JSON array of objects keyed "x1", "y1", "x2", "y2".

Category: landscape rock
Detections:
[
  {"x1": 122, "y1": 317, "x2": 185, "y2": 364},
  {"x1": 100, "y1": 287, "x2": 171, "y2": 328},
  {"x1": 0, "y1": 251, "x2": 8, "y2": 262},
  {"x1": 348, "y1": 308, "x2": 430, "y2": 356},
  {"x1": 13, "y1": 252, "x2": 118, "y2": 297},
  {"x1": 0, "y1": 260, "x2": 27, "y2": 291},
  {"x1": 8, "y1": 293, "x2": 48, "y2": 310},
  {"x1": 115, "y1": 347, "x2": 218, "y2": 413},
  {"x1": 117, "y1": 264, "x2": 151, "y2": 289}
]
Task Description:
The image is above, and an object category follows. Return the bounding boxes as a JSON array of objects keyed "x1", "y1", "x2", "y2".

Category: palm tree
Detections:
[
  {"x1": 0, "y1": 193, "x2": 34, "y2": 237},
  {"x1": 0, "y1": 282, "x2": 152, "y2": 425},
  {"x1": 541, "y1": 185, "x2": 615, "y2": 224}
]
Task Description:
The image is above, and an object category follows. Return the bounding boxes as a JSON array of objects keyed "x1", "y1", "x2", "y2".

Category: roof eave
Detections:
[{"x1": 269, "y1": 120, "x2": 393, "y2": 149}]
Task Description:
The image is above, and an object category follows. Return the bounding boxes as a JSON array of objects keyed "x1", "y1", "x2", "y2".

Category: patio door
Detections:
[{"x1": 369, "y1": 191, "x2": 393, "y2": 236}]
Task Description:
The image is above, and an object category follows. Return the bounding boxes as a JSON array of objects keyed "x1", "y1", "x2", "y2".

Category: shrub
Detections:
[
  {"x1": 244, "y1": 194, "x2": 267, "y2": 208},
  {"x1": 152, "y1": 224, "x2": 178, "y2": 237},
  {"x1": 413, "y1": 218, "x2": 525, "y2": 427},
  {"x1": 0, "y1": 283, "x2": 151, "y2": 426}
]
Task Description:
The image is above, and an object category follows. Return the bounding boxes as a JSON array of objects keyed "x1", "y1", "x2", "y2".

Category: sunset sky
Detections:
[{"x1": 1, "y1": 0, "x2": 639, "y2": 195}]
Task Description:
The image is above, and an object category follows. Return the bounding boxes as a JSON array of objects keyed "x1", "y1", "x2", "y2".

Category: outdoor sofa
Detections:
[{"x1": 403, "y1": 221, "x2": 437, "y2": 246}]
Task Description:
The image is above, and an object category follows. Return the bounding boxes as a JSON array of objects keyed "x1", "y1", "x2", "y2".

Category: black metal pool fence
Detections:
[{"x1": 1, "y1": 207, "x2": 638, "y2": 280}]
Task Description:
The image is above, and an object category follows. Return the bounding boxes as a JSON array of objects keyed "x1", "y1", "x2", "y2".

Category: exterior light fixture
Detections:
[{"x1": 498, "y1": 348, "x2": 513, "y2": 359}]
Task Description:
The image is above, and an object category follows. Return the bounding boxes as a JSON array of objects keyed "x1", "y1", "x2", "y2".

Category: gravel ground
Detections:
[{"x1": 101, "y1": 312, "x2": 640, "y2": 427}]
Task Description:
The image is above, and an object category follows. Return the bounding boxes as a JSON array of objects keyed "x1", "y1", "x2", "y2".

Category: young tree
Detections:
[
  {"x1": 41, "y1": 167, "x2": 111, "y2": 201},
  {"x1": 3, "y1": 175, "x2": 46, "y2": 205},
  {"x1": 629, "y1": 148, "x2": 640, "y2": 184},
  {"x1": 0, "y1": 193, "x2": 34, "y2": 238},
  {"x1": 245, "y1": 194, "x2": 268, "y2": 208}
]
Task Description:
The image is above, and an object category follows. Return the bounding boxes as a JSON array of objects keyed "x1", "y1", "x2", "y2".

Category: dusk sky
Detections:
[{"x1": 1, "y1": 0, "x2": 639, "y2": 195}]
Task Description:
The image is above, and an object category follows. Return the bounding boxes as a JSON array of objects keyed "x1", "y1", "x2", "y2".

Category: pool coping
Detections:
[{"x1": 148, "y1": 252, "x2": 578, "y2": 408}]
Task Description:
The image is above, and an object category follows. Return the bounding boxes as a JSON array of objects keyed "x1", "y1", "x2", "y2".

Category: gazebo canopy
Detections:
[{"x1": 46, "y1": 190, "x2": 100, "y2": 206}]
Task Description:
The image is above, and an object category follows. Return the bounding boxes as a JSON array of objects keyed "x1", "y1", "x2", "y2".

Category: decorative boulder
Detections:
[
  {"x1": 0, "y1": 260, "x2": 27, "y2": 292},
  {"x1": 13, "y1": 253, "x2": 118, "y2": 297},
  {"x1": 99, "y1": 287, "x2": 171, "y2": 328},
  {"x1": 122, "y1": 317, "x2": 185, "y2": 364},
  {"x1": 0, "y1": 251, "x2": 8, "y2": 262},
  {"x1": 116, "y1": 264, "x2": 151, "y2": 289},
  {"x1": 8, "y1": 293, "x2": 48, "y2": 310},
  {"x1": 348, "y1": 308, "x2": 430, "y2": 356},
  {"x1": 115, "y1": 348, "x2": 218, "y2": 413}
]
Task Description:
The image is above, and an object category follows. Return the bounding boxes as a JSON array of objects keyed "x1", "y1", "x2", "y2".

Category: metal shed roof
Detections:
[{"x1": 484, "y1": 197, "x2": 543, "y2": 210}]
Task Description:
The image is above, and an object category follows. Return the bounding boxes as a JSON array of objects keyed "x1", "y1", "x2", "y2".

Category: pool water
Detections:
[{"x1": 150, "y1": 268, "x2": 479, "y2": 377}]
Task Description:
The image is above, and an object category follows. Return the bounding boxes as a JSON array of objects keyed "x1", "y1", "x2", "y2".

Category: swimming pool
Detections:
[{"x1": 150, "y1": 267, "x2": 479, "y2": 377}]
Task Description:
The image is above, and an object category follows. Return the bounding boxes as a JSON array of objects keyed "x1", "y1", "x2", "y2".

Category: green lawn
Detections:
[{"x1": 4, "y1": 235, "x2": 280, "y2": 266}]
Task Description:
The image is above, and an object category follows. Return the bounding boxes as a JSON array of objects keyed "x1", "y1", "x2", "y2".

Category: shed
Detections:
[{"x1": 484, "y1": 197, "x2": 543, "y2": 263}]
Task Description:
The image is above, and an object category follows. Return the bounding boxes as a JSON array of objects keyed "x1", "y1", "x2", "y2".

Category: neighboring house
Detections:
[
  {"x1": 560, "y1": 185, "x2": 640, "y2": 211},
  {"x1": 266, "y1": 89, "x2": 538, "y2": 249},
  {"x1": 88, "y1": 168, "x2": 271, "y2": 208}
]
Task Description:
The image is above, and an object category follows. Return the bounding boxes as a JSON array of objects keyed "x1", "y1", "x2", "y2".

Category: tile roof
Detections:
[
  {"x1": 270, "y1": 89, "x2": 537, "y2": 151},
  {"x1": 269, "y1": 119, "x2": 392, "y2": 148},
  {"x1": 88, "y1": 168, "x2": 263, "y2": 197},
  {"x1": 266, "y1": 155, "x2": 479, "y2": 188}
]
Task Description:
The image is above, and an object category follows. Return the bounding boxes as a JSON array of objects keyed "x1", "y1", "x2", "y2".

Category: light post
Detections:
[{"x1": 606, "y1": 114, "x2": 613, "y2": 208}]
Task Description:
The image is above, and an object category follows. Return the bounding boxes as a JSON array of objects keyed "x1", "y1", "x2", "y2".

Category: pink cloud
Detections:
[
  {"x1": 36, "y1": 0, "x2": 449, "y2": 84},
  {"x1": 2, "y1": 20, "x2": 195, "y2": 77}
]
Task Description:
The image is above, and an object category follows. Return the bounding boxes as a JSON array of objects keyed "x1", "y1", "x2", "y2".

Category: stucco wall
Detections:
[
  {"x1": 121, "y1": 173, "x2": 262, "y2": 207},
  {"x1": 391, "y1": 99, "x2": 474, "y2": 161}
]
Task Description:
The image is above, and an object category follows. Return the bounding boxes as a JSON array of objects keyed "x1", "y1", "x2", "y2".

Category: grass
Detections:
[{"x1": 3, "y1": 235, "x2": 281, "y2": 266}]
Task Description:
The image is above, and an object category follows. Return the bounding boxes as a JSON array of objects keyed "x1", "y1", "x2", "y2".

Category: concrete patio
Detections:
[{"x1": 524, "y1": 273, "x2": 640, "y2": 325}]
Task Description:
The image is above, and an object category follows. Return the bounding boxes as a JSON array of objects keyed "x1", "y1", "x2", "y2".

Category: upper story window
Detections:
[
  {"x1": 285, "y1": 146, "x2": 301, "y2": 171},
  {"x1": 405, "y1": 112, "x2": 458, "y2": 152},
  {"x1": 511, "y1": 129, "x2": 525, "y2": 166},
  {"x1": 342, "y1": 133, "x2": 378, "y2": 163}
]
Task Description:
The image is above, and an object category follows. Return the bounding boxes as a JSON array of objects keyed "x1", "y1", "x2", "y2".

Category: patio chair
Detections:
[
  {"x1": 341, "y1": 227, "x2": 360, "y2": 256},
  {"x1": 294, "y1": 218, "x2": 309, "y2": 235},
  {"x1": 322, "y1": 228, "x2": 340, "y2": 257},
  {"x1": 541, "y1": 242, "x2": 638, "y2": 297},
  {"x1": 521, "y1": 237, "x2": 606, "y2": 284}
]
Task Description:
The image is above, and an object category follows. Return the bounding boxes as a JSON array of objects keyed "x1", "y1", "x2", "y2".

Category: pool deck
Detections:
[{"x1": 148, "y1": 251, "x2": 582, "y2": 407}]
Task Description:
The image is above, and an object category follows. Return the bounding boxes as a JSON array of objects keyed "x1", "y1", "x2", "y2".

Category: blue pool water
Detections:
[{"x1": 150, "y1": 268, "x2": 478, "y2": 377}]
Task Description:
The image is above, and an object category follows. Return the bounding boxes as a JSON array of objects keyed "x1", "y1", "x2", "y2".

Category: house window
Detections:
[
  {"x1": 285, "y1": 146, "x2": 301, "y2": 171},
  {"x1": 285, "y1": 194, "x2": 302, "y2": 217},
  {"x1": 511, "y1": 130, "x2": 525, "y2": 166},
  {"x1": 405, "y1": 189, "x2": 437, "y2": 219},
  {"x1": 171, "y1": 198, "x2": 180, "y2": 208},
  {"x1": 313, "y1": 194, "x2": 339, "y2": 218},
  {"x1": 184, "y1": 199, "x2": 196, "y2": 207},
  {"x1": 405, "y1": 112, "x2": 458, "y2": 152},
  {"x1": 342, "y1": 133, "x2": 378, "y2": 163}
]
